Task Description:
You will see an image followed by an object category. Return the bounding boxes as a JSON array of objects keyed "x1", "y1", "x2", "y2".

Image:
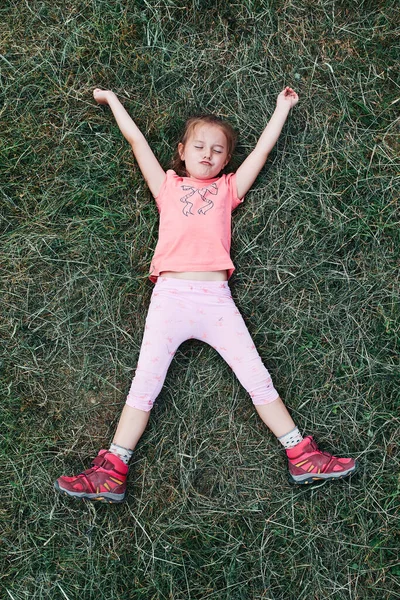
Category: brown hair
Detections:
[{"x1": 171, "y1": 114, "x2": 237, "y2": 177}]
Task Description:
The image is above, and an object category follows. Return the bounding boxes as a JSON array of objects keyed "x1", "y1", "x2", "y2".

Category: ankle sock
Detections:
[
  {"x1": 278, "y1": 427, "x2": 303, "y2": 450},
  {"x1": 109, "y1": 443, "x2": 133, "y2": 465}
]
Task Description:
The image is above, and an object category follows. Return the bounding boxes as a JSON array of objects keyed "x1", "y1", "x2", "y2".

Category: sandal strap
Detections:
[
  {"x1": 91, "y1": 453, "x2": 127, "y2": 475},
  {"x1": 92, "y1": 455, "x2": 115, "y2": 470}
]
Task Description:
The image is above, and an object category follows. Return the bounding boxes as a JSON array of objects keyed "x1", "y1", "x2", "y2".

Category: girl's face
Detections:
[{"x1": 178, "y1": 123, "x2": 230, "y2": 179}]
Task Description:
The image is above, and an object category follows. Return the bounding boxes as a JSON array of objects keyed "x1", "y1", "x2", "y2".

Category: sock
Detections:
[
  {"x1": 278, "y1": 427, "x2": 303, "y2": 450},
  {"x1": 109, "y1": 443, "x2": 133, "y2": 465}
]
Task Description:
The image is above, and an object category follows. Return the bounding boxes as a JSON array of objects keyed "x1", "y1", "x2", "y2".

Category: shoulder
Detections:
[
  {"x1": 166, "y1": 169, "x2": 179, "y2": 178},
  {"x1": 155, "y1": 170, "x2": 185, "y2": 207},
  {"x1": 156, "y1": 170, "x2": 181, "y2": 194},
  {"x1": 219, "y1": 172, "x2": 244, "y2": 209},
  {"x1": 218, "y1": 172, "x2": 237, "y2": 195},
  {"x1": 219, "y1": 172, "x2": 235, "y2": 185}
]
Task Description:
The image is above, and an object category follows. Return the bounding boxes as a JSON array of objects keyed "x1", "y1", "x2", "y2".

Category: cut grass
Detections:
[{"x1": 1, "y1": 1, "x2": 399, "y2": 598}]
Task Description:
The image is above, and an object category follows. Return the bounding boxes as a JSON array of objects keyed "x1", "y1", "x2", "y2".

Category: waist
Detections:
[{"x1": 160, "y1": 270, "x2": 228, "y2": 281}]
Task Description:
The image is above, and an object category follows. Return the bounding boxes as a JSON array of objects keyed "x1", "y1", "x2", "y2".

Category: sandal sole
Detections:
[
  {"x1": 289, "y1": 461, "x2": 358, "y2": 485},
  {"x1": 54, "y1": 480, "x2": 125, "y2": 503}
]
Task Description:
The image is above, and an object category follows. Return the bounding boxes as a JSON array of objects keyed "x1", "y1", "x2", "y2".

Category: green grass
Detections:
[{"x1": 1, "y1": 0, "x2": 399, "y2": 598}]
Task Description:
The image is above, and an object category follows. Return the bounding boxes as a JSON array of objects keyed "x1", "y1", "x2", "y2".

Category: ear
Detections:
[
  {"x1": 178, "y1": 142, "x2": 185, "y2": 160},
  {"x1": 223, "y1": 155, "x2": 231, "y2": 169}
]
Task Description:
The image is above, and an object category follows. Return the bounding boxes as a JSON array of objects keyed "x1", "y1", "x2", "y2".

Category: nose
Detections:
[{"x1": 203, "y1": 148, "x2": 211, "y2": 159}]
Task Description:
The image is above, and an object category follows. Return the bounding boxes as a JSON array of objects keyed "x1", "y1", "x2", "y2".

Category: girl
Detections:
[{"x1": 54, "y1": 87, "x2": 357, "y2": 503}]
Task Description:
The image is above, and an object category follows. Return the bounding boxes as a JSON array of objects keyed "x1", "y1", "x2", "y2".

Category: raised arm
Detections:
[
  {"x1": 93, "y1": 89, "x2": 166, "y2": 198},
  {"x1": 235, "y1": 87, "x2": 299, "y2": 199}
]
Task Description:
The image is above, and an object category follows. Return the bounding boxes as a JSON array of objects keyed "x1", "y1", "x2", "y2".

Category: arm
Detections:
[
  {"x1": 235, "y1": 87, "x2": 299, "y2": 200},
  {"x1": 93, "y1": 89, "x2": 166, "y2": 198}
]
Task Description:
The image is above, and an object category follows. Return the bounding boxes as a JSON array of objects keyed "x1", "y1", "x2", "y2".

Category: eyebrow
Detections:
[{"x1": 193, "y1": 139, "x2": 225, "y2": 148}]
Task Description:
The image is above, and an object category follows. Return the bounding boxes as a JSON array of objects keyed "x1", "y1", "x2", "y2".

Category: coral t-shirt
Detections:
[{"x1": 149, "y1": 170, "x2": 244, "y2": 282}]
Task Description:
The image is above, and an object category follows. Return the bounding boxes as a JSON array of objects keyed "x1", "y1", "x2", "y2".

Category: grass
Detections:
[{"x1": 1, "y1": 0, "x2": 399, "y2": 598}]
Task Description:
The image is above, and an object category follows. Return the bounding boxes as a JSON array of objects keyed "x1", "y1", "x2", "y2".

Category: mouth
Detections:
[{"x1": 200, "y1": 161, "x2": 212, "y2": 166}]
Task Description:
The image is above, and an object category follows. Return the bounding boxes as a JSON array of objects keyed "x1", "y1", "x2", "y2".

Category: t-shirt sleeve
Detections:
[
  {"x1": 226, "y1": 172, "x2": 245, "y2": 212},
  {"x1": 155, "y1": 170, "x2": 176, "y2": 210}
]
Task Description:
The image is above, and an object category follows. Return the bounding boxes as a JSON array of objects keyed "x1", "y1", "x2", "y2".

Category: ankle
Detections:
[
  {"x1": 277, "y1": 426, "x2": 303, "y2": 449},
  {"x1": 109, "y1": 443, "x2": 133, "y2": 465}
]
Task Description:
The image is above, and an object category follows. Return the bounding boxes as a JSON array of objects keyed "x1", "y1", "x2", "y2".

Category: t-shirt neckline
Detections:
[{"x1": 174, "y1": 170, "x2": 222, "y2": 184}]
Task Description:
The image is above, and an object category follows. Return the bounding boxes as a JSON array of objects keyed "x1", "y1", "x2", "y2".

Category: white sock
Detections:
[
  {"x1": 278, "y1": 427, "x2": 303, "y2": 449},
  {"x1": 109, "y1": 443, "x2": 133, "y2": 465}
]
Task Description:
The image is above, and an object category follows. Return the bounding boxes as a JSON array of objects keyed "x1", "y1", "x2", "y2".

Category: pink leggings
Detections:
[{"x1": 126, "y1": 278, "x2": 279, "y2": 411}]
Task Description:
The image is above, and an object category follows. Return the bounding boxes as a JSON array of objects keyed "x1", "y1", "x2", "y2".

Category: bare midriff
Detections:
[{"x1": 160, "y1": 270, "x2": 228, "y2": 281}]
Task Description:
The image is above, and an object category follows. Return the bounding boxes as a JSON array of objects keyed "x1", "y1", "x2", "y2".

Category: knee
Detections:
[
  {"x1": 126, "y1": 365, "x2": 166, "y2": 411},
  {"x1": 251, "y1": 390, "x2": 280, "y2": 406},
  {"x1": 125, "y1": 396, "x2": 154, "y2": 412},
  {"x1": 248, "y1": 376, "x2": 279, "y2": 406}
]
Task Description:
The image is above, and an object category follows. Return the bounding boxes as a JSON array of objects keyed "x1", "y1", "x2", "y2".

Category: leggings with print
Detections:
[{"x1": 126, "y1": 278, "x2": 279, "y2": 411}]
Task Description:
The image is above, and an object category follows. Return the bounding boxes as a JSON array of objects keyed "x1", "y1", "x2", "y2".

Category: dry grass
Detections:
[{"x1": 1, "y1": 0, "x2": 399, "y2": 598}]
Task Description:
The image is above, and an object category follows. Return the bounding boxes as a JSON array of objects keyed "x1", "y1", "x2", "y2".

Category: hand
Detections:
[
  {"x1": 276, "y1": 87, "x2": 299, "y2": 111},
  {"x1": 93, "y1": 88, "x2": 114, "y2": 105}
]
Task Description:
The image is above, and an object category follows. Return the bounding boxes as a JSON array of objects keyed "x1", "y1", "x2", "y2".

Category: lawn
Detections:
[{"x1": 1, "y1": 1, "x2": 399, "y2": 598}]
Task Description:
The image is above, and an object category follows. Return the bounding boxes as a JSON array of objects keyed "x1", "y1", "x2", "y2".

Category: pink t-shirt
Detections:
[{"x1": 149, "y1": 170, "x2": 244, "y2": 282}]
